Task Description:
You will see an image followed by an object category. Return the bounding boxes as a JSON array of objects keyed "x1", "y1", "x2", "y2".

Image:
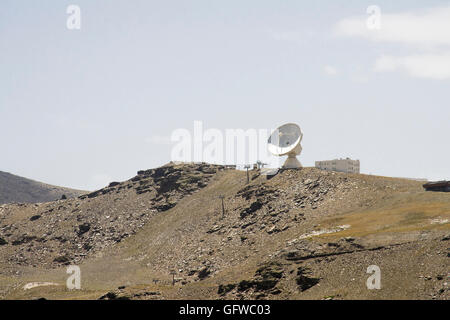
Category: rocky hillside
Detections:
[
  {"x1": 0, "y1": 171, "x2": 85, "y2": 205},
  {"x1": 0, "y1": 163, "x2": 222, "y2": 268},
  {"x1": 0, "y1": 163, "x2": 448, "y2": 300}
]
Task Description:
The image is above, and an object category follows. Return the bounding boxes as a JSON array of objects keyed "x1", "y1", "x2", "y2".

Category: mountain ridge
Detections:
[{"x1": 0, "y1": 171, "x2": 86, "y2": 204}]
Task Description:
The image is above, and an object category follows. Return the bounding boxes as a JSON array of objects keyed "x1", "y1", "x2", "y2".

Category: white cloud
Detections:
[
  {"x1": 336, "y1": 6, "x2": 450, "y2": 80},
  {"x1": 323, "y1": 65, "x2": 338, "y2": 76},
  {"x1": 374, "y1": 53, "x2": 450, "y2": 79},
  {"x1": 335, "y1": 6, "x2": 450, "y2": 48}
]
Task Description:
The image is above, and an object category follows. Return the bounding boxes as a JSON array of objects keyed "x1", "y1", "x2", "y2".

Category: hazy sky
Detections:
[{"x1": 1, "y1": 1, "x2": 449, "y2": 190}]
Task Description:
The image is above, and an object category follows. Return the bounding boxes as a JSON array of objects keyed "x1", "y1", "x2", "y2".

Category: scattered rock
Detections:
[
  {"x1": 198, "y1": 267, "x2": 211, "y2": 279},
  {"x1": 53, "y1": 255, "x2": 71, "y2": 264},
  {"x1": 296, "y1": 267, "x2": 320, "y2": 291},
  {"x1": 109, "y1": 182, "x2": 120, "y2": 187},
  {"x1": 207, "y1": 225, "x2": 222, "y2": 234},
  {"x1": 77, "y1": 223, "x2": 91, "y2": 236},
  {"x1": 155, "y1": 202, "x2": 176, "y2": 212},
  {"x1": 267, "y1": 226, "x2": 280, "y2": 234},
  {"x1": 218, "y1": 284, "x2": 236, "y2": 295},
  {"x1": 240, "y1": 200, "x2": 263, "y2": 219},
  {"x1": 99, "y1": 289, "x2": 160, "y2": 300},
  {"x1": 99, "y1": 292, "x2": 119, "y2": 300},
  {"x1": 255, "y1": 262, "x2": 283, "y2": 280},
  {"x1": 12, "y1": 235, "x2": 36, "y2": 245}
]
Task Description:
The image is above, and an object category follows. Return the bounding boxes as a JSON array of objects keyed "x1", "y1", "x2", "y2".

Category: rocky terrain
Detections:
[
  {"x1": 0, "y1": 171, "x2": 85, "y2": 205},
  {"x1": 0, "y1": 162, "x2": 448, "y2": 300},
  {"x1": 0, "y1": 163, "x2": 222, "y2": 269}
]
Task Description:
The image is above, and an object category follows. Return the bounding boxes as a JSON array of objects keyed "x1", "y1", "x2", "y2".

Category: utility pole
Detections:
[
  {"x1": 169, "y1": 270, "x2": 176, "y2": 286},
  {"x1": 257, "y1": 160, "x2": 267, "y2": 169},
  {"x1": 244, "y1": 164, "x2": 250, "y2": 184},
  {"x1": 219, "y1": 195, "x2": 225, "y2": 219}
]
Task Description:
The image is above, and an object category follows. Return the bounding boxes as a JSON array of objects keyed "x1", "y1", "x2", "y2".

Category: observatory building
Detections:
[{"x1": 315, "y1": 158, "x2": 360, "y2": 174}]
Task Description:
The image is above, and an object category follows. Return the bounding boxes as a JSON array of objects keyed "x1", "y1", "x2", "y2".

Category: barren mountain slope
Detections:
[
  {"x1": 0, "y1": 163, "x2": 448, "y2": 300},
  {"x1": 0, "y1": 171, "x2": 85, "y2": 204}
]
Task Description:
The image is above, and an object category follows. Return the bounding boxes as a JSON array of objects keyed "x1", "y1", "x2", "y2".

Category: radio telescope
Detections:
[{"x1": 268, "y1": 123, "x2": 303, "y2": 169}]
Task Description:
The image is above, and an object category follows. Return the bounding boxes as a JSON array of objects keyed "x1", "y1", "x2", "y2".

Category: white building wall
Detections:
[{"x1": 315, "y1": 158, "x2": 360, "y2": 174}]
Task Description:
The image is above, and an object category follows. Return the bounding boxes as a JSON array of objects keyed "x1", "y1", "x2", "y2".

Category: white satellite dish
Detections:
[{"x1": 268, "y1": 123, "x2": 303, "y2": 169}]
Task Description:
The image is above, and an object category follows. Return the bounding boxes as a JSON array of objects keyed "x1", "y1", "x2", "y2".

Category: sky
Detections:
[{"x1": 1, "y1": 0, "x2": 450, "y2": 191}]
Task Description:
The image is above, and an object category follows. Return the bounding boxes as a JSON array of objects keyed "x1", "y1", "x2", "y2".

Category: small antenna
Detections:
[
  {"x1": 244, "y1": 164, "x2": 251, "y2": 183},
  {"x1": 256, "y1": 160, "x2": 268, "y2": 169}
]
